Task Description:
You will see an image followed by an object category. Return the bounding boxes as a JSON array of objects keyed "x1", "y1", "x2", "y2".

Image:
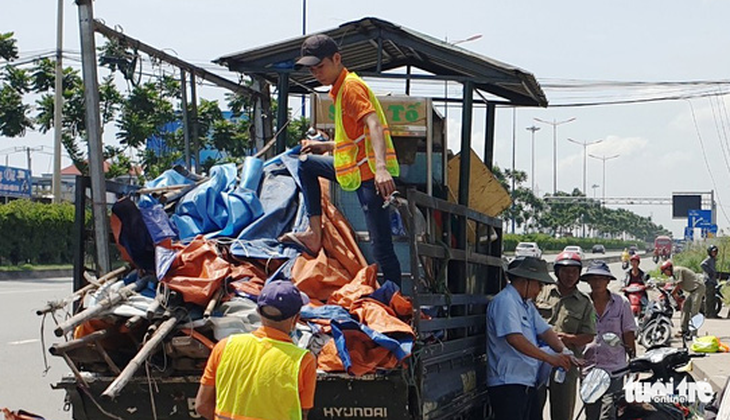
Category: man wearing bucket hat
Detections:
[
  {"x1": 487, "y1": 256, "x2": 578, "y2": 420},
  {"x1": 195, "y1": 280, "x2": 316, "y2": 420},
  {"x1": 278, "y1": 34, "x2": 402, "y2": 287},
  {"x1": 582, "y1": 261, "x2": 637, "y2": 420},
  {"x1": 532, "y1": 251, "x2": 596, "y2": 420}
]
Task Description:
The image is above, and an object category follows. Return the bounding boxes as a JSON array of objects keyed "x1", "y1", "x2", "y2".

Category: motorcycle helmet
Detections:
[
  {"x1": 708, "y1": 245, "x2": 718, "y2": 256},
  {"x1": 630, "y1": 254, "x2": 641, "y2": 263},
  {"x1": 554, "y1": 251, "x2": 582, "y2": 273},
  {"x1": 660, "y1": 260, "x2": 673, "y2": 273}
]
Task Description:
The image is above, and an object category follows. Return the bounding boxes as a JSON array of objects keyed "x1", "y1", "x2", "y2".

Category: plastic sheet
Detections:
[{"x1": 240, "y1": 156, "x2": 264, "y2": 192}]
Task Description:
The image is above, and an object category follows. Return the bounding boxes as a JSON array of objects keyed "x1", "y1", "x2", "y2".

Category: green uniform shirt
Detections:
[
  {"x1": 535, "y1": 284, "x2": 596, "y2": 356},
  {"x1": 673, "y1": 266, "x2": 703, "y2": 292}
]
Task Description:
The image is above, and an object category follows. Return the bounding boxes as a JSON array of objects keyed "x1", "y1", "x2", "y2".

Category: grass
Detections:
[{"x1": 0, "y1": 263, "x2": 73, "y2": 272}]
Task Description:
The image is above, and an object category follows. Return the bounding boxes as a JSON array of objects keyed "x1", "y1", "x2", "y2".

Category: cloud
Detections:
[{"x1": 589, "y1": 135, "x2": 648, "y2": 156}]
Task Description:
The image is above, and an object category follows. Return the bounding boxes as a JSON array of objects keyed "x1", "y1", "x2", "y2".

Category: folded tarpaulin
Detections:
[
  {"x1": 111, "y1": 197, "x2": 156, "y2": 271},
  {"x1": 230, "y1": 154, "x2": 308, "y2": 261},
  {"x1": 159, "y1": 236, "x2": 231, "y2": 306},
  {"x1": 172, "y1": 163, "x2": 264, "y2": 241},
  {"x1": 138, "y1": 167, "x2": 198, "y2": 209},
  {"x1": 140, "y1": 204, "x2": 178, "y2": 244}
]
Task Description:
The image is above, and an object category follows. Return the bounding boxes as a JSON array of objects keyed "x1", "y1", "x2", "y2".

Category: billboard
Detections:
[
  {"x1": 0, "y1": 165, "x2": 32, "y2": 198},
  {"x1": 672, "y1": 194, "x2": 701, "y2": 219}
]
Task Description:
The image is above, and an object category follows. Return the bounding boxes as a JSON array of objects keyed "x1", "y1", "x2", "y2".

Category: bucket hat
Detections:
[
  {"x1": 506, "y1": 256, "x2": 555, "y2": 284},
  {"x1": 580, "y1": 260, "x2": 616, "y2": 281}
]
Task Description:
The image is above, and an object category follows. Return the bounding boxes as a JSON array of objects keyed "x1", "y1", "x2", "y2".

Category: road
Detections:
[
  {"x1": 517, "y1": 250, "x2": 626, "y2": 263},
  {"x1": 0, "y1": 277, "x2": 73, "y2": 418}
]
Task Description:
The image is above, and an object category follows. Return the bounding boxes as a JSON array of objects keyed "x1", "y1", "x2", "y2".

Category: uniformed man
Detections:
[
  {"x1": 532, "y1": 251, "x2": 596, "y2": 420},
  {"x1": 660, "y1": 260, "x2": 705, "y2": 336}
]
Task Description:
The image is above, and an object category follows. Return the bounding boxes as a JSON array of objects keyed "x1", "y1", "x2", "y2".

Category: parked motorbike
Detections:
[
  {"x1": 638, "y1": 283, "x2": 676, "y2": 349},
  {"x1": 711, "y1": 279, "x2": 729, "y2": 318},
  {"x1": 622, "y1": 250, "x2": 630, "y2": 270},
  {"x1": 579, "y1": 316, "x2": 711, "y2": 420}
]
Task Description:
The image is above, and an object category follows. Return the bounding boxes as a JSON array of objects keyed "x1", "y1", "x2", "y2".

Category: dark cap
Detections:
[
  {"x1": 296, "y1": 34, "x2": 339, "y2": 67},
  {"x1": 257, "y1": 280, "x2": 310, "y2": 321},
  {"x1": 580, "y1": 260, "x2": 616, "y2": 281},
  {"x1": 506, "y1": 256, "x2": 555, "y2": 284}
]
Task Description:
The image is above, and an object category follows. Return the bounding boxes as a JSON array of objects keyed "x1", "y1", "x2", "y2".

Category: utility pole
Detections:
[
  {"x1": 76, "y1": 0, "x2": 111, "y2": 274},
  {"x1": 589, "y1": 153, "x2": 620, "y2": 207},
  {"x1": 52, "y1": 0, "x2": 64, "y2": 203},
  {"x1": 180, "y1": 69, "x2": 191, "y2": 170},
  {"x1": 511, "y1": 108, "x2": 516, "y2": 234},
  {"x1": 567, "y1": 137, "x2": 603, "y2": 197},
  {"x1": 301, "y1": 0, "x2": 307, "y2": 119},
  {"x1": 525, "y1": 125, "x2": 540, "y2": 192},
  {"x1": 534, "y1": 117, "x2": 576, "y2": 195}
]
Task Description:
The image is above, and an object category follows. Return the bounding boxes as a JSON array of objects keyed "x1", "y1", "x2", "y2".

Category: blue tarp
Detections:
[{"x1": 171, "y1": 164, "x2": 264, "y2": 241}]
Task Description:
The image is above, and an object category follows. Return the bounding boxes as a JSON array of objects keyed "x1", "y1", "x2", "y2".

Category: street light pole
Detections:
[
  {"x1": 525, "y1": 125, "x2": 540, "y2": 192},
  {"x1": 534, "y1": 117, "x2": 576, "y2": 195},
  {"x1": 511, "y1": 108, "x2": 516, "y2": 234},
  {"x1": 589, "y1": 153, "x2": 620, "y2": 206},
  {"x1": 591, "y1": 183, "x2": 600, "y2": 199},
  {"x1": 52, "y1": 0, "x2": 64, "y2": 203},
  {"x1": 567, "y1": 137, "x2": 603, "y2": 196}
]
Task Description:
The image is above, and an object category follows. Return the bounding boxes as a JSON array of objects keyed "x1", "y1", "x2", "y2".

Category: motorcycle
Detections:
[
  {"x1": 579, "y1": 316, "x2": 712, "y2": 420},
  {"x1": 638, "y1": 282, "x2": 676, "y2": 349},
  {"x1": 711, "y1": 279, "x2": 730, "y2": 318},
  {"x1": 622, "y1": 283, "x2": 649, "y2": 320},
  {"x1": 621, "y1": 250, "x2": 630, "y2": 270}
]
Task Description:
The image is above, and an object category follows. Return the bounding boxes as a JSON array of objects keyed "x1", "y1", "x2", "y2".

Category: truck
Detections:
[
  {"x1": 653, "y1": 235, "x2": 673, "y2": 263},
  {"x1": 44, "y1": 15, "x2": 550, "y2": 420}
]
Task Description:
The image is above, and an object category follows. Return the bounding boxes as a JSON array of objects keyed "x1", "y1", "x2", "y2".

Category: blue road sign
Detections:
[
  {"x1": 0, "y1": 165, "x2": 31, "y2": 198},
  {"x1": 684, "y1": 226, "x2": 694, "y2": 241},
  {"x1": 687, "y1": 209, "x2": 713, "y2": 228}
]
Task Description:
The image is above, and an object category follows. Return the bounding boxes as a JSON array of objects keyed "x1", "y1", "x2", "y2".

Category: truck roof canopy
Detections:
[{"x1": 215, "y1": 17, "x2": 547, "y2": 107}]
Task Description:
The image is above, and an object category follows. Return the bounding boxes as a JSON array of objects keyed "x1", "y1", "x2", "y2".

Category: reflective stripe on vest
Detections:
[
  {"x1": 215, "y1": 334, "x2": 307, "y2": 420},
  {"x1": 334, "y1": 72, "x2": 399, "y2": 191}
]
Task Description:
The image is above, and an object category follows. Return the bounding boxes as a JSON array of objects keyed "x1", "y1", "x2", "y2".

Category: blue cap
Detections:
[
  {"x1": 257, "y1": 280, "x2": 310, "y2": 321},
  {"x1": 580, "y1": 260, "x2": 616, "y2": 281}
]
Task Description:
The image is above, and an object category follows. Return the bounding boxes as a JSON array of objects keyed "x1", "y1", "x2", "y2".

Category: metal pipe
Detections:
[
  {"x1": 458, "y1": 81, "x2": 474, "y2": 207},
  {"x1": 190, "y1": 73, "x2": 200, "y2": 173},
  {"x1": 52, "y1": 0, "x2": 64, "y2": 203},
  {"x1": 76, "y1": 0, "x2": 110, "y2": 273},
  {"x1": 276, "y1": 73, "x2": 290, "y2": 154},
  {"x1": 483, "y1": 103, "x2": 495, "y2": 170},
  {"x1": 180, "y1": 69, "x2": 191, "y2": 171}
]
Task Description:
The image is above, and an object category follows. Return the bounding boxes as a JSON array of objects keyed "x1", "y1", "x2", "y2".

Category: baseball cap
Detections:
[
  {"x1": 506, "y1": 256, "x2": 555, "y2": 284},
  {"x1": 296, "y1": 34, "x2": 339, "y2": 67},
  {"x1": 257, "y1": 280, "x2": 310, "y2": 321}
]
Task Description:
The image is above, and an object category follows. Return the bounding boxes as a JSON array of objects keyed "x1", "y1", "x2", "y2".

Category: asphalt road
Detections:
[
  {"x1": 0, "y1": 255, "x2": 658, "y2": 417},
  {"x1": 0, "y1": 277, "x2": 73, "y2": 418}
]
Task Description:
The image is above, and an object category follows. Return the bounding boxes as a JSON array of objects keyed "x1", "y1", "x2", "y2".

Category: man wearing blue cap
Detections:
[
  {"x1": 487, "y1": 256, "x2": 578, "y2": 420},
  {"x1": 195, "y1": 280, "x2": 316, "y2": 420}
]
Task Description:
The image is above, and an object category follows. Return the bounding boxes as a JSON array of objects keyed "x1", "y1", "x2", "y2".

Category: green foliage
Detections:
[
  {"x1": 671, "y1": 238, "x2": 730, "y2": 273},
  {"x1": 0, "y1": 32, "x2": 18, "y2": 61},
  {"x1": 503, "y1": 233, "x2": 643, "y2": 253},
  {"x1": 0, "y1": 200, "x2": 79, "y2": 265},
  {"x1": 0, "y1": 84, "x2": 32, "y2": 136}
]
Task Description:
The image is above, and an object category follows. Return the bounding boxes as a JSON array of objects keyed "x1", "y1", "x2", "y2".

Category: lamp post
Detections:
[
  {"x1": 591, "y1": 183, "x2": 600, "y2": 199},
  {"x1": 534, "y1": 117, "x2": 576, "y2": 194},
  {"x1": 567, "y1": 137, "x2": 603, "y2": 196},
  {"x1": 444, "y1": 34, "x2": 482, "y2": 119},
  {"x1": 589, "y1": 153, "x2": 620, "y2": 206},
  {"x1": 525, "y1": 125, "x2": 540, "y2": 192}
]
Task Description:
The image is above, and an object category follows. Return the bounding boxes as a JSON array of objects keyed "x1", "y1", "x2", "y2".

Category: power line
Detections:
[{"x1": 687, "y1": 99, "x2": 730, "y2": 226}]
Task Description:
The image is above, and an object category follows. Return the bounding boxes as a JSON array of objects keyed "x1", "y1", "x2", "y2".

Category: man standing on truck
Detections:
[
  {"x1": 278, "y1": 34, "x2": 402, "y2": 286},
  {"x1": 195, "y1": 280, "x2": 316, "y2": 420},
  {"x1": 532, "y1": 251, "x2": 596, "y2": 420},
  {"x1": 701, "y1": 245, "x2": 719, "y2": 318},
  {"x1": 487, "y1": 256, "x2": 577, "y2": 420},
  {"x1": 660, "y1": 260, "x2": 706, "y2": 337}
]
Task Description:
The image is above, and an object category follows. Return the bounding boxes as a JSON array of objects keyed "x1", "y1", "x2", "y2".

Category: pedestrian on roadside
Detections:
[
  {"x1": 701, "y1": 245, "x2": 720, "y2": 318},
  {"x1": 660, "y1": 260, "x2": 706, "y2": 337},
  {"x1": 278, "y1": 34, "x2": 402, "y2": 286},
  {"x1": 195, "y1": 280, "x2": 316, "y2": 420},
  {"x1": 487, "y1": 256, "x2": 578, "y2": 420},
  {"x1": 582, "y1": 260, "x2": 637, "y2": 420},
  {"x1": 532, "y1": 251, "x2": 596, "y2": 420}
]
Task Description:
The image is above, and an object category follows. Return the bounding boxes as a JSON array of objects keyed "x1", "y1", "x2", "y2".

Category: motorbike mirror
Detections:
[
  {"x1": 580, "y1": 368, "x2": 612, "y2": 404},
  {"x1": 602, "y1": 332, "x2": 622, "y2": 347},
  {"x1": 689, "y1": 313, "x2": 705, "y2": 332}
]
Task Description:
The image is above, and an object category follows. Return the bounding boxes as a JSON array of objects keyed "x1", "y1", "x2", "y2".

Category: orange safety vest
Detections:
[
  {"x1": 214, "y1": 334, "x2": 307, "y2": 420},
  {"x1": 334, "y1": 72, "x2": 399, "y2": 191}
]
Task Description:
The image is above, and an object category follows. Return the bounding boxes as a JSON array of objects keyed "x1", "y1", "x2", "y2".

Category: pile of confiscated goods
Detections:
[{"x1": 40, "y1": 150, "x2": 415, "y2": 400}]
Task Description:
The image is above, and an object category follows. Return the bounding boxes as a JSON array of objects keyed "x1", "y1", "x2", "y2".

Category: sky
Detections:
[{"x1": 3, "y1": 0, "x2": 730, "y2": 238}]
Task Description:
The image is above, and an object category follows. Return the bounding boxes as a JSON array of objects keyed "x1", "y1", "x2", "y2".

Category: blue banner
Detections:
[{"x1": 0, "y1": 165, "x2": 31, "y2": 198}]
